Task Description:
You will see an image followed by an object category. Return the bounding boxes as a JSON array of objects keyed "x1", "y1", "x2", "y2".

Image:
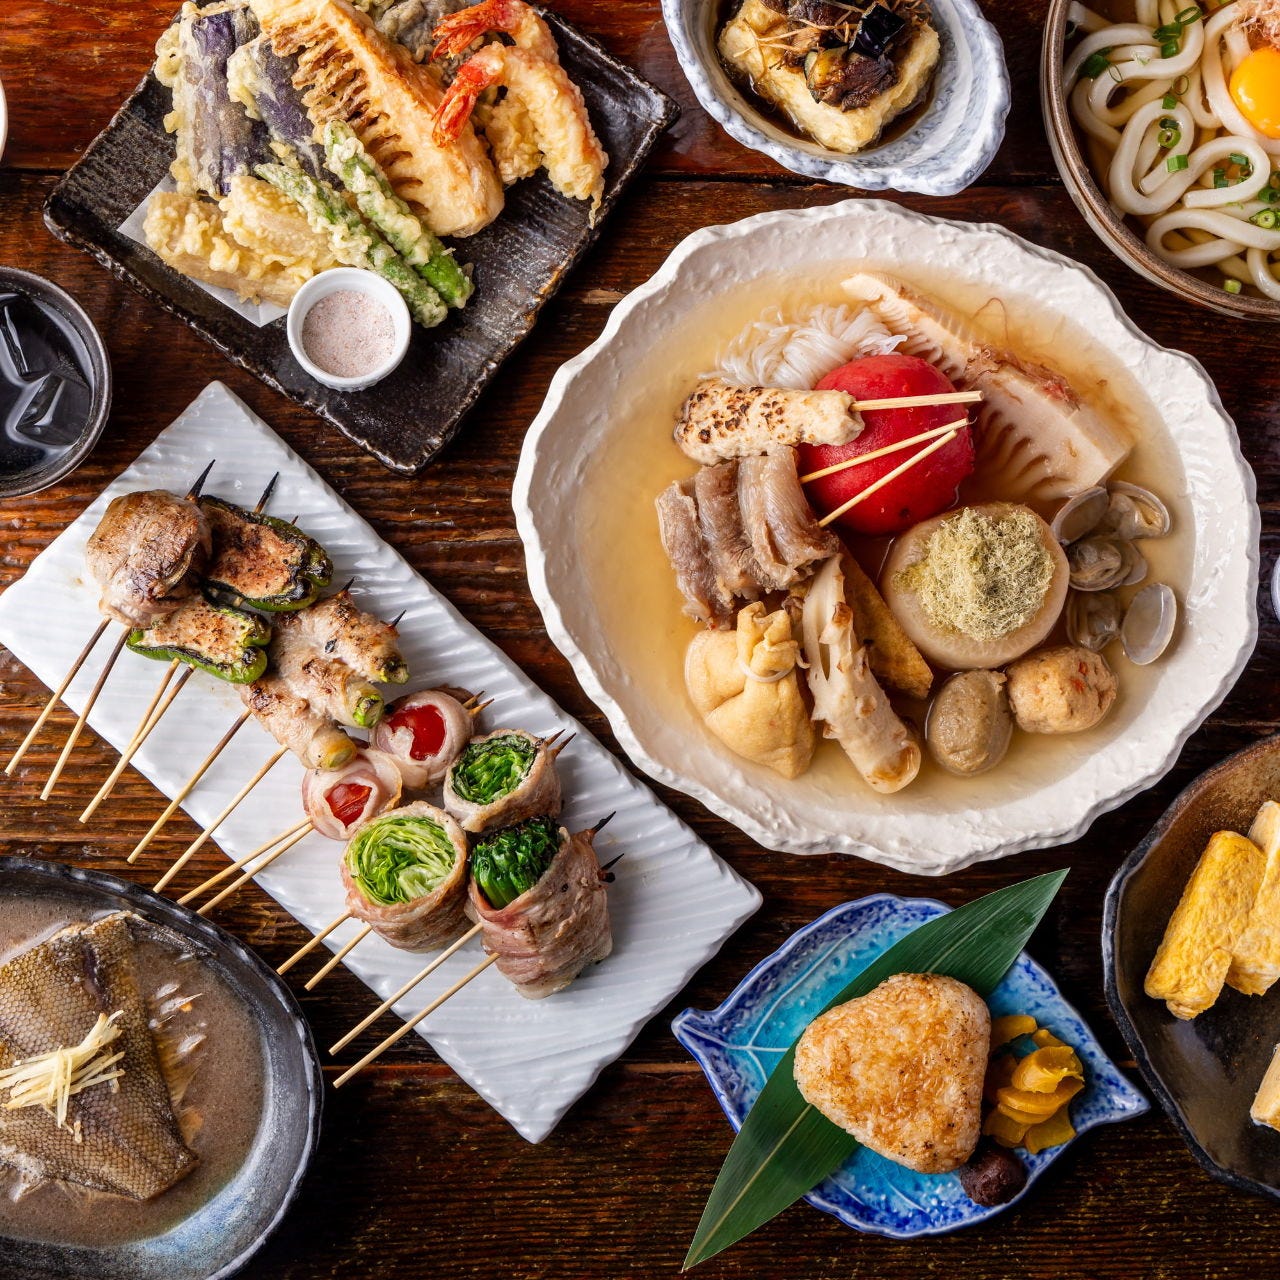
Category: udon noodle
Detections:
[{"x1": 1066, "y1": 0, "x2": 1280, "y2": 299}]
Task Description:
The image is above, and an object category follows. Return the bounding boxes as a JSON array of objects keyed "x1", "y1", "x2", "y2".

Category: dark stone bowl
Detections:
[
  {"x1": 0, "y1": 856, "x2": 322, "y2": 1279},
  {"x1": 0, "y1": 268, "x2": 112, "y2": 499},
  {"x1": 1104, "y1": 734, "x2": 1280, "y2": 1201}
]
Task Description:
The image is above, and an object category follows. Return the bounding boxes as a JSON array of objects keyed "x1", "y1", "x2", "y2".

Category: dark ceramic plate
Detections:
[
  {"x1": 1104, "y1": 734, "x2": 1280, "y2": 1201},
  {"x1": 0, "y1": 856, "x2": 322, "y2": 1280},
  {"x1": 43, "y1": 13, "x2": 676, "y2": 473}
]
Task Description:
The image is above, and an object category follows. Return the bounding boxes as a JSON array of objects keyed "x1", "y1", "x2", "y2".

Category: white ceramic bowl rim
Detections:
[
  {"x1": 660, "y1": 0, "x2": 1012, "y2": 195},
  {"x1": 513, "y1": 197, "x2": 1260, "y2": 872},
  {"x1": 286, "y1": 267, "x2": 411, "y2": 390}
]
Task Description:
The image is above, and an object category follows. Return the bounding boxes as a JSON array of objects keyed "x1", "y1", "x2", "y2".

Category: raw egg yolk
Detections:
[{"x1": 1230, "y1": 47, "x2": 1280, "y2": 140}]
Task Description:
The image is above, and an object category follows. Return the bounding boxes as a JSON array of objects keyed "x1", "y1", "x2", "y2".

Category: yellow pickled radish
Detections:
[
  {"x1": 1024, "y1": 1107, "x2": 1077, "y2": 1155},
  {"x1": 983, "y1": 1107, "x2": 1030, "y2": 1148},
  {"x1": 996, "y1": 1084, "x2": 1064, "y2": 1119},
  {"x1": 983, "y1": 1052, "x2": 1018, "y2": 1105},
  {"x1": 990, "y1": 1014, "x2": 1037, "y2": 1048},
  {"x1": 1011, "y1": 1045, "x2": 1083, "y2": 1092},
  {"x1": 1031, "y1": 1027, "x2": 1067, "y2": 1049}
]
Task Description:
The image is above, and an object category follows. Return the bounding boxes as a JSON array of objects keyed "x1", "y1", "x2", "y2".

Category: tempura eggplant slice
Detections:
[
  {"x1": 199, "y1": 495, "x2": 332, "y2": 612},
  {"x1": 225, "y1": 33, "x2": 326, "y2": 179},
  {"x1": 126, "y1": 592, "x2": 271, "y2": 684}
]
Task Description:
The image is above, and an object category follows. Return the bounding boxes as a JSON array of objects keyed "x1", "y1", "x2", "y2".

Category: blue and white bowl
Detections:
[
  {"x1": 673, "y1": 894, "x2": 1148, "y2": 1238},
  {"x1": 661, "y1": 0, "x2": 1010, "y2": 194}
]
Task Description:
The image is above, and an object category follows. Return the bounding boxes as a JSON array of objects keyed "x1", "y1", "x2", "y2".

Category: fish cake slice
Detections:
[{"x1": 1145, "y1": 830, "x2": 1265, "y2": 1019}]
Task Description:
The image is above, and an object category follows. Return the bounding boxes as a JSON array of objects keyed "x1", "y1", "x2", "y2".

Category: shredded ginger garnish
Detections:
[{"x1": 0, "y1": 1012, "x2": 126, "y2": 1140}]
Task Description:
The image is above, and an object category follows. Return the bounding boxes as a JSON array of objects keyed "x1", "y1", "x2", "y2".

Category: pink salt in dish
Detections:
[{"x1": 300, "y1": 289, "x2": 395, "y2": 379}]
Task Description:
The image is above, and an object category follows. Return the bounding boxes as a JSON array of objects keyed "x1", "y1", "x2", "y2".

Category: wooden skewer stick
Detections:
[
  {"x1": 39, "y1": 630, "x2": 130, "y2": 801},
  {"x1": 176, "y1": 817, "x2": 313, "y2": 906},
  {"x1": 848, "y1": 390, "x2": 982, "y2": 411},
  {"x1": 798, "y1": 417, "x2": 971, "y2": 484},
  {"x1": 127, "y1": 713, "x2": 251, "y2": 862},
  {"x1": 78, "y1": 663, "x2": 192, "y2": 822},
  {"x1": 333, "y1": 953, "x2": 499, "y2": 1088},
  {"x1": 329, "y1": 924, "x2": 483, "y2": 1055},
  {"x1": 5, "y1": 620, "x2": 111, "y2": 775},
  {"x1": 194, "y1": 823, "x2": 313, "y2": 916},
  {"x1": 277, "y1": 911, "x2": 352, "y2": 975},
  {"x1": 816, "y1": 429, "x2": 961, "y2": 529},
  {"x1": 152, "y1": 747, "x2": 288, "y2": 891},
  {"x1": 548, "y1": 732, "x2": 576, "y2": 759},
  {"x1": 305, "y1": 925, "x2": 373, "y2": 991}
]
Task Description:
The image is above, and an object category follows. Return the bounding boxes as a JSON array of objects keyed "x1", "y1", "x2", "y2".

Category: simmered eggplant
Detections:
[
  {"x1": 199, "y1": 496, "x2": 333, "y2": 612},
  {"x1": 126, "y1": 594, "x2": 271, "y2": 684}
]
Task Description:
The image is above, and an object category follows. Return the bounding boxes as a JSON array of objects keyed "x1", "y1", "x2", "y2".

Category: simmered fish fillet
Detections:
[{"x1": 0, "y1": 914, "x2": 198, "y2": 1201}]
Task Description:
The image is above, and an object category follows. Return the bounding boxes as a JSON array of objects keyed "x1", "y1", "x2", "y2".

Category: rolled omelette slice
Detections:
[
  {"x1": 1145, "y1": 830, "x2": 1265, "y2": 1020},
  {"x1": 1228, "y1": 800, "x2": 1280, "y2": 997}
]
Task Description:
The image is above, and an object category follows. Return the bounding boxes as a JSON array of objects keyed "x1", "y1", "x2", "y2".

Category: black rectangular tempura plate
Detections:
[{"x1": 43, "y1": 10, "x2": 677, "y2": 474}]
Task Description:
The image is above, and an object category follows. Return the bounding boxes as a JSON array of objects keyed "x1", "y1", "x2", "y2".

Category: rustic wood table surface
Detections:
[{"x1": 1, "y1": 1, "x2": 1276, "y2": 1276}]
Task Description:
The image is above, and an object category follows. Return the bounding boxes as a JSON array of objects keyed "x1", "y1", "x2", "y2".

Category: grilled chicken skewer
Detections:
[{"x1": 34, "y1": 466, "x2": 216, "y2": 797}]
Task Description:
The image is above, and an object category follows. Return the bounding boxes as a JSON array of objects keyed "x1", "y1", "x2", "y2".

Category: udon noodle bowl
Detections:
[{"x1": 1065, "y1": 0, "x2": 1280, "y2": 300}]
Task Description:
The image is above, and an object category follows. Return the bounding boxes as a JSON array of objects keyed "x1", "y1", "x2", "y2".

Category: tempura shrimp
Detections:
[{"x1": 431, "y1": 0, "x2": 608, "y2": 210}]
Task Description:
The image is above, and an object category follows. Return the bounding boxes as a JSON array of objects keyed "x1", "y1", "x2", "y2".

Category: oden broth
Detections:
[{"x1": 576, "y1": 266, "x2": 1192, "y2": 816}]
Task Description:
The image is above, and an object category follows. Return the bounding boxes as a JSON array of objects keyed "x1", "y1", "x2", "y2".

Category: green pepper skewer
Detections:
[
  {"x1": 255, "y1": 162, "x2": 447, "y2": 328},
  {"x1": 321, "y1": 120, "x2": 473, "y2": 308},
  {"x1": 471, "y1": 816, "x2": 562, "y2": 908},
  {"x1": 127, "y1": 594, "x2": 271, "y2": 684}
]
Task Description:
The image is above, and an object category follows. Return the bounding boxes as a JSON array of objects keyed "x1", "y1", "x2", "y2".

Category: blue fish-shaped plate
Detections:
[{"x1": 672, "y1": 894, "x2": 1148, "y2": 1238}]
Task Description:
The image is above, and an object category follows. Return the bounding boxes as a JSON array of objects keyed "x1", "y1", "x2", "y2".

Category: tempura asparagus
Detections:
[
  {"x1": 254, "y1": 162, "x2": 446, "y2": 328},
  {"x1": 321, "y1": 121, "x2": 473, "y2": 308}
]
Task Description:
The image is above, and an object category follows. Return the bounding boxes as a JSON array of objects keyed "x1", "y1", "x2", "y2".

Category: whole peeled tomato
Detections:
[{"x1": 799, "y1": 353, "x2": 975, "y2": 536}]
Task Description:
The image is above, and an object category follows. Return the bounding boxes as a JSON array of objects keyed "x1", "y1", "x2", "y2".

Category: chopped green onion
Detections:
[
  {"x1": 1262, "y1": 186, "x2": 1280, "y2": 203},
  {"x1": 1081, "y1": 50, "x2": 1112, "y2": 78},
  {"x1": 1230, "y1": 152, "x2": 1250, "y2": 166},
  {"x1": 1158, "y1": 127, "x2": 1181, "y2": 147},
  {"x1": 1251, "y1": 208, "x2": 1279, "y2": 229},
  {"x1": 1153, "y1": 22, "x2": 1181, "y2": 38},
  {"x1": 1109, "y1": 62, "x2": 1125, "y2": 82},
  {"x1": 1173, "y1": 74, "x2": 1190, "y2": 93},
  {"x1": 1162, "y1": 92, "x2": 1178, "y2": 109},
  {"x1": 1161, "y1": 37, "x2": 1181, "y2": 56},
  {"x1": 1214, "y1": 167, "x2": 1229, "y2": 188},
  {"x1": 1224, "y1": 279, "x2": 1242, "y2": 294},
  {"x1": 1174, "y1": 5, "x2": 1201, "y2": 22},
  {"x1": 1167, "y1": 153, "x2": 1189, "y2": 172}
]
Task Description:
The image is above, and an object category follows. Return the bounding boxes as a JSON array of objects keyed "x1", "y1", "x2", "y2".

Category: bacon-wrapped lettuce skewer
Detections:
[
  {"x1": 443, "y1": 728, "x2": 565, "y2": 834},
  {"x1": 469, "y1": 816, "x2": 613, "y2": 999},
  {"x1": 341, "y1": 802, "x2": 470, "y2": 951}
]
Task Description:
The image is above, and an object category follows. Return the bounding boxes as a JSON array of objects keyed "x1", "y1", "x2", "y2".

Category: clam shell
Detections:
[
  {"x1": 1097, "y1": 482, "x2": 1171, "y2": 540},
  {"x1": 1067, "y1": 590, "x2": 1121, "y2": 652},
  {"x1": 1050, "y1": 487, "x2": 1109, "y2": 545},
  {"x1": 1121, "y1": 583, "x2": 1177, "y2": 665},
  {"x1": 1068, "y1": 537, "x2": 1147, "y2": 592}
]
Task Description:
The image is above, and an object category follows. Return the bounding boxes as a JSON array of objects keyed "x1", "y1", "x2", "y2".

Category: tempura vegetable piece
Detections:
[
  {"x1": 1145, "y1": 830, "x2": 1265, "y2": 1019},
  {"x1": 798, "y1": 555, "x2": 920, "y2": 794},
  {"x1": 1228, "y1": 800, "x2": 1280, "y2": 997},
  {"x1": 249, "y1": 0, "x2": 504, "y2": 237},
  {"x1": 200, "y1": 494, "x2": 333, "y2": 611},
  {"x1": 219, "y1": 174, "x2": 340, "y2": 274},
  {"x1": 144, "y1": 190, "x2": 304, "y2": 307},
  {"x1": 225, "y1": 33, "x2": 327, "y2": 178},
  {"x1": 161, "y1": 3, "x2": 269, "y2": 197},
  {"x1": 254, "y1": 162, "x2": 447, "y2": 327},
  {"x1": 684, "y1": 602, "x2": 815, "y2": 780},
  {"x1": 322, "y1": 120, "x2": 472, "y2": 307},
  {"x1": 342, "y1": 801, "x2": 470, "y2": 950},
  {"x1": 127, "y1": 594, "x2": 271, "y2": 684}
]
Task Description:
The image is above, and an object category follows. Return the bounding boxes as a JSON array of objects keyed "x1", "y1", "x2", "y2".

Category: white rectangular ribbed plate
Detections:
[{"x1": 0, "y1": 381, "x2": 761, "y2": 1142}]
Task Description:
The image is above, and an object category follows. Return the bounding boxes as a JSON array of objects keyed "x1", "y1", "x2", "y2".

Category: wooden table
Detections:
[{"x1": 1, "y1": 2, "x2": 1276, "y2": 1275}]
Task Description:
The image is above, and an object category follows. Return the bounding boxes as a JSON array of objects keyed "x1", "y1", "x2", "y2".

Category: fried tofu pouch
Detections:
[
  {"x1": 684, "y1": 602, "x2": 815, "y2": 780},
  {"x1": 718, "y1": 0, "x2": 940, "y2": 154},
  {"x1": 1145, "y1": 830, "x2": 1265, "y2": 1019},
  {"x1": 1228, "y1": 800, "x2": 1280, "y2": 997},
  {"x1": 794, "y1": 973, "x2": 990, "y2": 1174}
]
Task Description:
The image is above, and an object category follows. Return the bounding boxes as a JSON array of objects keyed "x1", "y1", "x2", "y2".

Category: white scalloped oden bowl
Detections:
[
  {"x1": 662, "y1": 0, "x2": 1010, "y2": 194},
  {"x1": 514, "y1": 199, "x2": 1259, "y2": 874}
]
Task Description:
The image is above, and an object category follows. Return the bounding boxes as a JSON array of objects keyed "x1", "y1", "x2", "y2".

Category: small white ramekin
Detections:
[{"x1": 286, "y1": 267, "x2": 411, "y2": 391}]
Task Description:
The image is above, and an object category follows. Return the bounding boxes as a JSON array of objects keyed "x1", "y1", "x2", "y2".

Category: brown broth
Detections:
[
  {"x1": 0, "y1": 896, "x2": 265, "y2": 1249},
  {"x1": 579, "y1": 268, "x2": 1193, "y2": 810}
]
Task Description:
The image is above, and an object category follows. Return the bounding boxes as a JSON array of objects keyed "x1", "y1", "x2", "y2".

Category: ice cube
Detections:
[
  {"x1": 15, "y1": 373, "x2": 91, "y2": 447},
  {"x1": 0, "y1": 296, "x2": 59, "y2": 381}
]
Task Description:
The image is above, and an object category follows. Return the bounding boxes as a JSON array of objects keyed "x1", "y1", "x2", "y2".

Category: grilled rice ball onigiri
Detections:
[{"x1": 793, "y1": 972, "x2": 990, "y2": 1173}]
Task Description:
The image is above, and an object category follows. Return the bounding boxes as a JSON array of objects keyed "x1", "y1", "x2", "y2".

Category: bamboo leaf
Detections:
[{"x1": 684, "y1": 869, "x2": 1069, "y2": 1268}]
